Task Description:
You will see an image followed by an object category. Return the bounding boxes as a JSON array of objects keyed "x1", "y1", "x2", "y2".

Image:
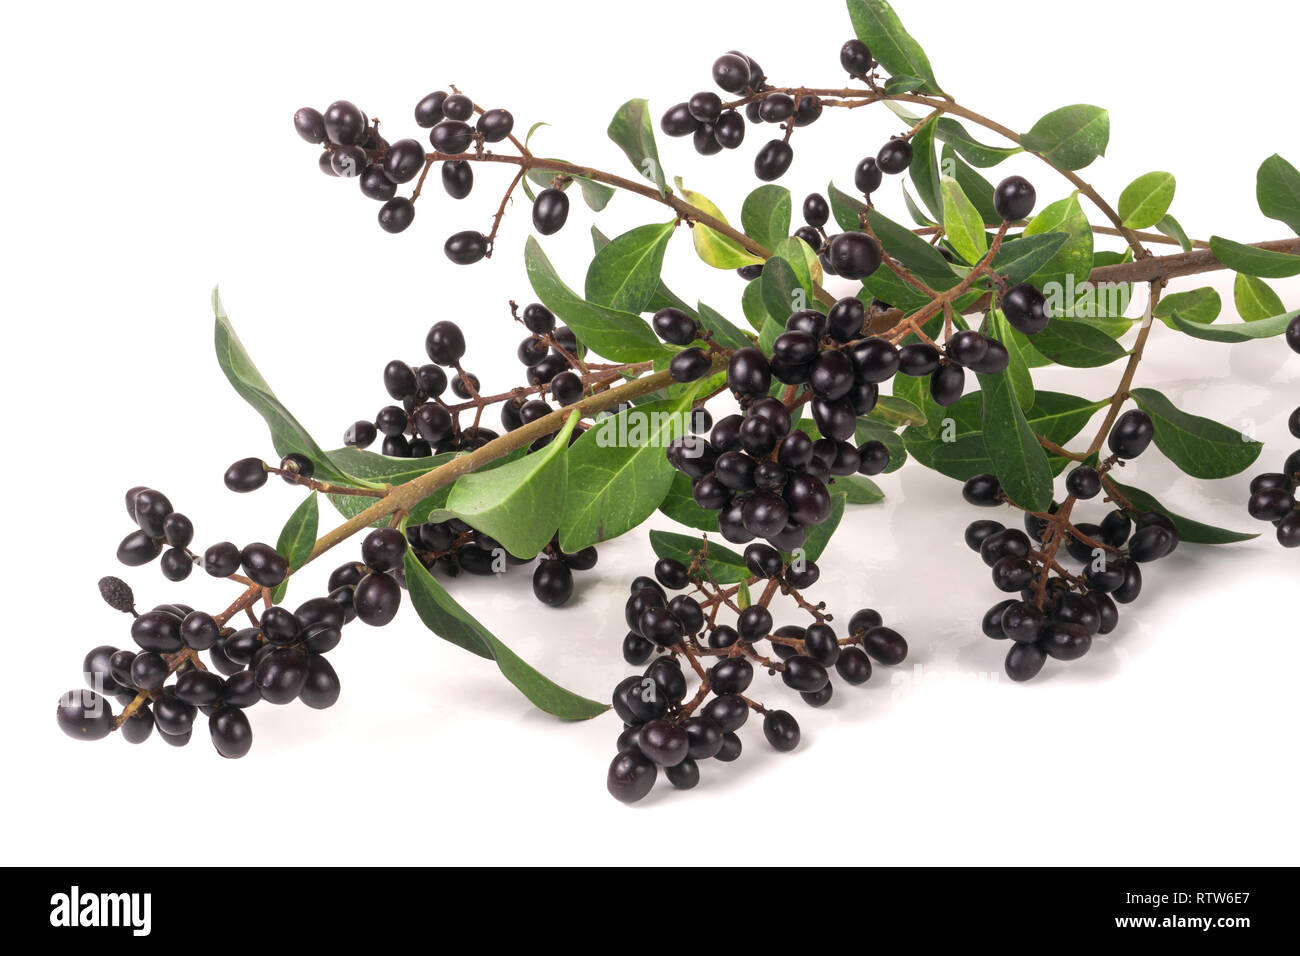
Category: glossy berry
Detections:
[
  {"x1": 763, "y1": 710, "x2": 802, "y2": 752},
  {"x1": 532, "y1": 188, "x2": 570, "y2": 235},
  {"x1": 322, "y1": 100, "x2": 365, "y2": 145},
  {"x1": 754, "y1": 140, "x2": 794, "y2": 182},
  {"x1": 533, "y1": 559, "x2": 574, "y2": 607},
  {"x1": 660, "y1": 103, "x2": 699, "y2": 137},
  {"x1": 803, "y1": 193, "x2": 830, "y2": 228},
  {"x1": 362, "y1": 528, "x2": 407, "y2": 572},
  {"x1": 354, "y1": 571, "x2": 401, "y2": 625},
  {"x1": 1001, "y1": 283, "x2": 1049, "y2": 335},
  {"x1": 826, "y1": 231, "x2": 882, "y2": 279},
  {"x1": 414, "y1": 91, "x2": 448, "y2": 127},
  {"x1": 781, "y1": 656, "x2": 829, "y2": 693},
  {"x1": 994, "y1": 175, "x2": 1036, "y2": 221},
  {"x1": 688, "y1": 91, "x2": 722, "y2": 123},
  {"x1": 444, "y1": 231, "x2": 487, "y2": 265},
  {"x1": 1066, "y1": 466, "x2": 1102, "y2": 499},
  {"x1": 116, "y1": 531, "x2": 162, "y2": 567},
  {"x1": 607, "y1": 750, "x2": 656, "y2": 804},
  {"x1": 425, "y1": 320, "x2": 466, "y2": 365},
  {"x1": 727, "y1": 347, "x2": 771, "y2": 395},
  {"x1": 929, "y1": 363, "x2": 965, "y2": 407},
  {"x1": 1004, "y1": 641, "x2": 1046, "y2": 682},
  {"x1": 378, "y1": 198, "x2": 415, "y2": 234},
  {"x1": 294, "y1": 107, "x2": 326, "y2": 144},
  {"x1": 1288, "y1": 314, "x2": 1300, "y2": 354},
  {"x1": 383, "y1": 139, "x2": 425, "y2": 183},
  {"x1": 714, "y1": 111, "x2": 746, "y2": 149},
  {"x1": 241, "y1": 543, "x2": 288, "y2": 588},
  {"x1": 210, "y1": 707, "x2": 253, "y2": 758},
  {"x1": 876, "y1": 138, "x2": 913, "y2": 174},
  {"x1": 712, "y1": 53, "x2": 751, "y2": 93},
  {"x1": 854, "y1": 156, "x2": 883, "y2": 194},
  {"x1": 429, "y1": 120, "x2": 472, "y2": 153},
  {"x1": 477, "y1": 108, "x2": 514, "y2": 142},
  {"x1": 56, "y1": 690, "x2": 114, "y2": 741},
  {"x1": 840, "y1": 38, "x2": 873, "y2": 75},
  {"x1": 962, "y1": 473, "x2": 1003, "y2": 507},
  {"x1": 1108, "y1": 410, "x2": 1155, "y2": 459},
  {"x1": 652, "y1": 307, "x2": 698, "y2": 345}
]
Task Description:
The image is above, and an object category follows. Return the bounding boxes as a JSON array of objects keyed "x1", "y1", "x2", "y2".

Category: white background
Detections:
[{"x1": 3, "y1": 0, "x2": 1297, "y2": 865}]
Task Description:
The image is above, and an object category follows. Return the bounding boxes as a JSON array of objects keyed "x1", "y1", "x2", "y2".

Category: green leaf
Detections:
[
  {"x1": 676, "y1": 179, "x2": 763, "y2": 269},
  {"x1": 866, "y1": 208, "x2": 957, "y2": 286},
  {"x1": 591, "y1": 226, "x2": 693, "y2": 318},
  {"x1": 1209, "y1": 236, "x2": 1300, "y2": 278},
  {"x1": 1155, "y1": 214, "x2": 1192, "y2": 252},
  {"x1": 1130, "y1": 388, "x2": 1262, "y2": 479},
  {"x1": 1023, "y1": 193, "x2": 1093, "y2": 291},
  {"x1": 838, "y1": 475, "x2": 885, "y2": 504},
  {"x1": 870, "y1": 394, "x2": 928, "y2": 427},
  {"x1": 990, "y1": 232, "x2": 1069, "y2": 286},
  {"x1": 584, "y1": 221, "x2": 675, "y2": 314},
  {"x1": 883, "y1": 75, "x2": 925, "y2": 94},
  {"x1": 942, "y1": 146, "x2": 1000, "y2": 225},
  {"x1": 1257, "y1": 154, "x2": 1300, "y2": 236},
  {"x1": 445, "y1": 412, "x2": 577, "y2": 558},
  {"x1": 854, "y1": 418, "x2": 908, "y2": 473},
  {"x1": 270, "y1": 492, "x2": 318, "y2": 603},
  {"x1": 1031, "y1": 318, "x2": 1128, "y2": 367},
  {"x1": 759, "y1": 238, "x2": 821, "y2": 319},
  {"x1": 1020, "y1": 105, "x2": 1110, "y2": 171},
  {"x1": 324, "y1": 447, "x2": 465, "y2": 526},
  {"x1": 797, "y1": 492, "x2": 846, "y2": 563},
  {"x1": 934, "y1": 118, "x2": 1021, "y2": 167},
  {"x1": 741, "y1": 184, "x2": 792, "y2": 251},
  {"x1": 212, "y1": 290, "x2": 358, "y2": 486},
  {"x1": 525, "y1": 236, "x2": 669, "y2": 362},
  {"x1": 978, "y1": 366, "x2": 1054, "y2": 512},
  {"x1": 741, "y1": 276, "x2": 773, "y2": 332},
  {"x1": 983, "y1": 310, "x2": 1034, "y2": 410},
  {"x1": 1168, "y1": 308, "x2": 1299, "y2": 343},
  {"x1": 1233, "y1": 274, "x2": 1286, "y2": 322},
  {"x1": 697, "y1": 302, "x2": 754, "y2": 351},
  {"x1": 649, "y1": 531, "x2": 748, "y2": 584},
  {"x1": 909, "y1": 115, "x2": 943, "y2": 222},
  {"x1": 607, "y1": 98, "x2": 667, "y2": 196},
  {"x1": 1118, "y1": 171, "x2": 1176, "y2": 229},
  {"x1": 939, "y1": 175, "x2": 987, "y2": 264},
  {"x1": 845, "y1": 0, "x2": 942, "y2": 94},
  {"x1": 658, "y1": 470, "x2": 718, "y2": 531},
  {"x1": 1108, "y1": 482, "x2": 1258, "y2": 545},
  {"x1": 828, "y1": 181, "x2": 868, "y2": 232},
  {"x1": 559, "y1": 392, "x2": 698, "y2": 552},
  {"x1": 1154, "y1": 287, "x2": 1221, "y2": 325},
  {"x1": 403, "y1": 552, "x2": 607, "y2": 716}
]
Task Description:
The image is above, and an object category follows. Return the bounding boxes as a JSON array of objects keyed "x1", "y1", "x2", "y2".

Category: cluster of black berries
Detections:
[
  {"x1": 56, "y1": 561, "x2": 350, "y2": 757},
  {"x1": 114, "y1": 485, "x2": 197, "y2": 582},
  {"x1": 659, "y1": 47, "x2": 827, "y2": 181},
  {"x1": 295, "y1": 91, "x2": 520, "y2": 260},
  {"x1": 607, "y1": 548, "x2": 907, "y2": 803},
  {"x1": 961, "y1": 409, "x2": 1181, "y2": 681},
  {"x1": 1244, "y1": 315, "x2": 1300, "y2": 548},
  {"x1": 340, "y1": 308, "x2": 582, "y2": 459}
]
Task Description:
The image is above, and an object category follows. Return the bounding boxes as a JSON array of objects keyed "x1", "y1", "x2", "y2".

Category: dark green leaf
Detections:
[
  {"x1": 845, "y1": 0, "x2": 942, "y2": 94},
  {"x1": 607, "y1": 98, "x2": 667, "y2": 196},
  {"x1": 403, "y1": 552, "x2": 608, "y2": 716},
  {"x1": 990, "y1": 232, "x2": 1069, "y2": 286},
  {"x1": 212, "y1": 290, "x2": 358, "y2": 486},
  {"x1": 741, "y1": 184, "x2": 792, "y2": 251},
  {"x1": 828, "y1": 181, "x2": 868, "y2": 232},
  {"x1": 1257, "y1": 153, "x2": 1300, "y2": 236},
  {"x1": 525, "y1": 237, "x2": 669, "y2": 362},
  {"x1": 1020, "y1": 105, "x2": 1109, "y2": 171},
  {"x1": 942, "y1": 146, "x2": 1000, "y2": 225},
  {"x1": 592, "y1": 226, "x2": 695, "y2": 318},
  {"x1": 838, "y1": 475, "x2": 885, "y2": 504},
  {"x1": 978, "y1": 367, "x2": 1054, "y2": 511},
  {"x1": 1154, "y1": 287, "x2": 1221, "y2": 325},
  {"x1": 445, "y1": 413, "x2": 577, "y2": 558},
  {"x1": 1130, "y1": 387, "x2": 1262, "y2": 479},
  {"x1": 867, "y1": 208, "x2": 957, "y2": 286},
  {"x1": 1209, "y1": 236, "x2": 1300, "y2": 278},
  {"x1": 270, "y1": 492, "x2": 318, "y2": 603},
  {"x1": 983, "y1": 310, "x2": 1034, "y2": 410},
  {"x1": 1023, "y1": 193, "x2": 1093, "y2": 290},
  {"x1": 1108, "y1": 482, "x2": 1258, "y2": 544},
  {"x1": 1031, "y1": 318, "x2": 1128, "y2": 367},
  {"x1": 883, "y1": 75, "x2": 925, "y2": 94},
  {"x1": 909, "y1": 114, "x2": 943, "y2": 222},
  {"x1": 558, "y1": 392, "x2": 698, "y2": 552},
  {"x1": 649, "y1": 531, "x2": 748, "y2": 584},
  {"x1": 584, "y1": 222, "x2": 675, "y2": 314},
  {"x1": 760, "y1": 237, "x2": 821, "y2": 319},
  {"x1": 934, "y1": 118, "x2": 1021, "y2": 167},
  {"x1": 1168, "y1": 308, "x2": 1299, "y2": 343},
  {"x1": 698, "y1": 302, "x2": 753, "y2": 351}
]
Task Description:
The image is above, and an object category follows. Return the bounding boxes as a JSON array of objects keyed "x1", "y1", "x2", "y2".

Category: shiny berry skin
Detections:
[
  {"x1": 532, "y1": 188, "x2": 570, "y2": 235},
  {"x1": 758, "y1": 93, "x2": 794, "y2": 123},
  {"x1": 299, "y1": 655, "x2": 341, "y2": 709},
  {"x1": 1277, "y1": 511, "x2": 1300, "y2": 548},
  {"x1": 131, "y1": 488, "x2": 173, "y2": 537},
  {"x1": 639, "y1": 718, "x2": 690, "y2": 766},
  {"x1": 826, "y1": 231, "x2": 882, "y2": 279},
  {"x1": 476, "y1": 108, "x2": 514, "y2": 142},
  {"x1": 803, "y1": 192, "x2": 830, "y2": 228},
  {"x1": 660, "y1": 102, "x2": 700, "y2": 137},
  {"x1": 669, "y1": 348, "x2": 712, "y2": 383},
  {"x1": 414, "y1": 91, "x2": 448, "y2": 127},
  {"x1": 994, "y1": 175, "x2": 1037, "y2": 221},
  {"x1": 224, "y1": 457, "x2": 267, "y2": 493},
  {"x1": 876, "y1": 138, "x2": 913, "y2": 173},
  {"x1": 532, "y1": 559, "x2": 574, "y2": 607},
  {"x1": 607, "y1": 750, "x2": 656, "y2": 804},
  {"x1": 854, "y1": 156, "x2": 883, "y2": 194},
  {"x1": 116, "y1": 531, "x2": 162, "y2": 567},
  {"x1": 252, "y1": 648, "x2": 307, "y2": 705},
  {"x1": 210, "y1": 706, "x2": 253, "y2": 758},
  {"x1": 702, "y1": 694, "x2": 749, "y2": 733},
  {"x1": 1250, "y1": 487, "x2": 1295, "y2": 521},
  {"x1": 1066, "y1": 466, "x2": 1102, "y2": 500},
  {"x1": 429, "y1": 119, "x2": 472, "y2": 153},
  {"x1": 383, "y1": 139, "x2": 425, "y2": 184},
  {"x1": 330, "y1": 145, "x2": 366, "y2": 177},
  {"x1": 665, "y1": 757, "x2": 700, "y2": 790},
  {"x1": 945, "y1": 330, "x2": 988, "y2": 368},
  {"x1": 444, "y1": 230, "x2": 488, "y2": 266},
  {"x1": 861, "y1": 625, "x2": 907, "y2": 665},
  {"x1": 240, "y1": 543, "x2": 288, "y2": 588},
  {"x1": 763, "y1": 709, "x2": 802, "y2": 752},
  {"x1": 712, "y1": 53, "x2": 751, "y2": 93},
  {"x1": 898, "y1": 343, "x2": 941, "y2": 377},
  {"x1": 827, "y1": 297, "x2": 866, "y2": 343},
  {"x1": 962, "y1": 473, "x2": 1003, "y2": 507},
  {"x1": 781, "y1": 655, "x2": 829, "y2": 693},
  {"x1": 654, "y1": 558, "x2": 689, "y2": 590},
  {"x1": 1004, "y1": 641, "x2": 1047, "y2": 682},
  {"x1": 1001, "y1": 283, "x2": 1049, "y2": 335},
  {"x1": 929, "y1": 364, "x2": 965, "y2": 407},
  {"x1": 56, "y1": 689, "x2": 114, "y2": 741},
  {"x1": 840, "y1": 39, "x2": 873, "y2": 74},
  {"x1": 1108, "y1": 409, "x2": 1155, "y2": 459},
  {"x1": 727, "y1": 346, "x2": 771, "y2": 395},
  {"x1": 359, "y1": 164, "x2": 397, "y2": 201},
  {"x1": 356, "y1": 531, "x2": 408, "y2": 577},
  {"x1": 1002, "y1": 602, "x2": 1045, "y2": 643},
  {"x1": 688, "y1": 91, "x2": 722, "y2": 123},
  {"x1": 203, "y1": 541, "x2": 240, "y2": 578},
  {"x1": 793, "y1": 95, "x2": 823, "y2": 126},
  {"x1": 652, "y1": 307, "x2": 699, "y2": 345},
  {"x1": 294, "y1": 107, "x2": 326, "y2": 143},
  {"x1": 378, "y1": 198, "x2": 415, "y2": 234},
  {"x1": 1042, "y1": 622, "x2": 1092, "y2": 661},
  {"x1": 1288, "y1": 315, "x2": 1300, "y2": 354},
  {"x1": 323, "y1": 100, "x2": 366, "y2": 145},
  {"x1": 1128, "y1": 525, "x2": 1176, "y2": 563},
  {"x1": 754, "y1": 140, "x2": 794, "y2": 182},
  {"x1": 354, "y1": 571, "x2": 401, "y2": 626},
  {"x1": 714, "y1": 111, "x2": 746, "y2": 149}
]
